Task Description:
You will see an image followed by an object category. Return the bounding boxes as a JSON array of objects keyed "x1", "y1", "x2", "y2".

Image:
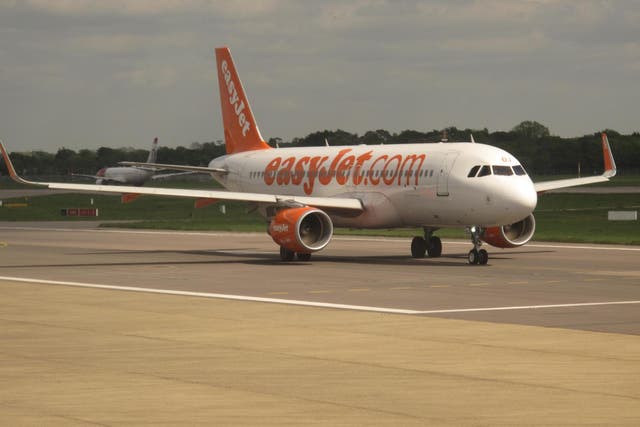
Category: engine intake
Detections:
[
  {"x1": 268, "y1": 206, "x2": 333, "y2": 253},
  {"x1": 481, "y1": 214, "x2": 536, "y2": 248}
]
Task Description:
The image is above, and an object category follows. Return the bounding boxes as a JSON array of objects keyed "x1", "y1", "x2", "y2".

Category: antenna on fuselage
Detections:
[
  {"x1": 470, "y1": 134, "x2": 476, "y2": 143},
  {"x1": 324, "y1": 138, "x2": 329, "y2": 147}
]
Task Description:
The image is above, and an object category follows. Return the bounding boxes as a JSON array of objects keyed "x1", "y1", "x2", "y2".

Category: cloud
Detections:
[
  {"x1": 116, "y1": 65, "x2": 178, "y2": 88},
  {"x1": 21, "y1": 0, "x2": 281, "y2": 17},
  {"x1": 68, "y1": 32, "x2": 196, "y2": 54},
  {"x1": 1, "y1": 0, "x2": 639, "y2": 151},
  {"x1": 23, "y1": 0, "x2": 201, "y2": 16}
]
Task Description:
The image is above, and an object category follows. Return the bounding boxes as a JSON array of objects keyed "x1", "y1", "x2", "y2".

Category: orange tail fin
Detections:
[{"x1": 215, "y1": 47, "x2": 271, "y2": 154}]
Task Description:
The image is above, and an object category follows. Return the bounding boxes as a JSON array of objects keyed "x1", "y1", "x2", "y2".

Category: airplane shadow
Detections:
[{"x1": 0, "y1": 248, "x2": 555, "y2": 270}]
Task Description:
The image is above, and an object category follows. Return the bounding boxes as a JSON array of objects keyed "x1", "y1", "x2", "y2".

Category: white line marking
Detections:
[
  {"x1": 412, "y1": 300, "x2": 640, "y2": 315},
  {"x1": 2, "y1": 275, "x2": 638, "y2": 316},
  {"x1": 0, "y1": 276, "x2": 418, "y2": 314}
]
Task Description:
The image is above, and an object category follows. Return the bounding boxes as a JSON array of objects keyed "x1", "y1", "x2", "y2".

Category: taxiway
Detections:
[{"x1": 1, "y1": 222, "x2": 639, "y2": 425}]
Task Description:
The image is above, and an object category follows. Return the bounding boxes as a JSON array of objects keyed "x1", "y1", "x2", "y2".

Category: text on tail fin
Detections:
[{"x1": 215, "y1": 47, "x2": 270, "y2": 154}]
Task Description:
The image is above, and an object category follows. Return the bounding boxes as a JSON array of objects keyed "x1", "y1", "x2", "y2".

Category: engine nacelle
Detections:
[
  {"x1": 481, "y1": 214, "x2": 536, "y2": 248},
  {"x1": 268, "y1": 206, "x2": 333, "y2": 254}
]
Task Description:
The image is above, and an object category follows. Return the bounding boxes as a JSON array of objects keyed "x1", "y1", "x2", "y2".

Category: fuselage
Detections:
[
  {"x1": 96, "y1": 167, "x2": 153, "y2": 186},
  {"x1": 208, "y1": 142, "x2": 538, "y2": 229}
]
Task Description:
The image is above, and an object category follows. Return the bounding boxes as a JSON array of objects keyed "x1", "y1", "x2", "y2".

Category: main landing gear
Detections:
[
  {"x1": 467, "y1": 226, "x2": 488, "y2": 265},
  {"x1": 279, "y1": 246, "x2": 311, "y2": 262},
  {"x1": 411, "y1": 228, "x2": 442, "y2": 258}
]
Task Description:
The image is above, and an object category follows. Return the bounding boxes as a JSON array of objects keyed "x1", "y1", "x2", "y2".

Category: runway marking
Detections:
[
  {"x1": 544, "y1": 280, "x2": 563, "y2": 284},
  {"x1": 267, "y1": 292, "x2": 289, "y2": 296},
  {"x1": 583, "y1": 278, "x2": 603, "y2": 282},
  {"x1": 308, "y1": 290, "x2": 331, "y2": 294},
  {"x1": 508, "y1": 281, "x2": 529, "y2": 285},
  {"x1": 348, "y1": 288, "x2": 371, "y2": 292},
  {"x1": 389, "y1": 286, "x2": 413, "y2": 291},
  {"x1": 429, "y1": 285, "x2": 450, "y2": 288},
  {"x1": 2, "y1": 226, "x2": 640, "y2": 252},
  {"x1": 1, "y1": 275, "x2": 640, "y2": 316},
  {"x1": 468, "y1": 283, "x2": 488, "y2": 287},
  {"x1": 411, "y1": 300, "x2": 640, "y2": 315}
]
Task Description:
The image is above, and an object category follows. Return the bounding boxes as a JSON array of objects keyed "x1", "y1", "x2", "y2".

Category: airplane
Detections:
[
  {"x1": 72, "y1": 137, "x2": 192, "y2": 186},
  {"x1": 0, "y1": 47, "x2": 617, "y2": 265}
]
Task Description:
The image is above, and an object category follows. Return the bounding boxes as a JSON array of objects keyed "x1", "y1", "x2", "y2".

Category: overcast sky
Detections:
[{"x1": 1, "y1": 0, "x2": 638, "y2": 152}]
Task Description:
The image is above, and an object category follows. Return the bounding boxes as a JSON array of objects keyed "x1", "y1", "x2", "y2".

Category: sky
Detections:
[{"x1": 1, "y1": 0, "x2": 639, "y2": 152}]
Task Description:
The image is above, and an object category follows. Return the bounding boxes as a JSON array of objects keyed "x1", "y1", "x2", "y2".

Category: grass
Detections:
[
  {"x1": 1, "y1": 190, "x2": 638, "y2": 245},
  {"x1": 532, "y1": 193, "x2": 640, "y2": 244},
  {"x1": 531, "y1": 174, "x2": 640, "y2": 187}
]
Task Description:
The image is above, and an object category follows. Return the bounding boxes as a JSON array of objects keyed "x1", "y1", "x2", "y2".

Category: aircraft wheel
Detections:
[
  {"x1": 296, "y1": 252, "x2": 312, "y2": 262},
  {"x1": 280, "y1": 246, "x2": 295, "y2": 262},
  {"x1": 468, "y1": 249, "x2": 480, "y2": 265},
  {"x1": 427, "y1": 236, "x2": 442, "y2": 258},
  {"x1": 478, "y1": 249, "x2": 489, "y2": 265},
  {"x1": 411, "y1": 236, "x2": 427, "y2": 258}
]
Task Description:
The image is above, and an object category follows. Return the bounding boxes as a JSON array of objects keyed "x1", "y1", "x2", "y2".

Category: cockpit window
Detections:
[
  {"x1": 477, "y1": 165, "x2": 492, "y2": 177},
  {"x1": 513, "y1": 165, "x2": 527, "y2": 176},
  {"x1": 492, "y1": 165, "x2": 513, "y2": 176},
  {"x1": 467, "y1": 165, "x2": 480, "y2": 178}
]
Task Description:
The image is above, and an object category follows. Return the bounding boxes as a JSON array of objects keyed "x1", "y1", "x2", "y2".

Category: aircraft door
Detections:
[{"x1": 436, "y1": 151, "x2": 460, "y2": 197}]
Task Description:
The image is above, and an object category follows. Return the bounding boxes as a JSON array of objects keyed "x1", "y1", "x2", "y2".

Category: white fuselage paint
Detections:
[
  {"x1": 207, "y1": 142, "x2": 538, "y2": 229},
  {"x1": 97, "y1": 167, "x2": 153, "y2": 186}
]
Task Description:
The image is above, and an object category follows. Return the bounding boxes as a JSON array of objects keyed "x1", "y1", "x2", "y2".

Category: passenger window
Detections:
[
  {"x1": 467, "y1": 165, "x2": 480, "y2": 178},
  {"x1": 477, "y1": 165, "x2": 491, "y2": 177},
  {"x1": 492, "y1": 165, "x2": 513, "y2": 176},
  {"x1": 513, "y1": 165, "x2": 527, "y2": 176}
]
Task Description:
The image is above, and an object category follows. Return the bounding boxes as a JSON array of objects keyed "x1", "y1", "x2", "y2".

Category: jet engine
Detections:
[
  {"x1": 481, "y1": 214, "x2": 536, "y2": 248},
  {"x1": 268, "y1": 206, "x2": 333, "y2": 254}
]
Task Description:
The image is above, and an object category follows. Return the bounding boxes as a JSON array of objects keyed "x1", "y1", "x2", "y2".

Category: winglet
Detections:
[
  {"x1": 601, "y1": 133, "x2": 616, "y2": 178},
  {"x1": 0, "y1": 141, "x2": 42, "y2": 186}
]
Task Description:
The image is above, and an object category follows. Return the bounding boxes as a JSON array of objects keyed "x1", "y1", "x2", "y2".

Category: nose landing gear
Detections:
[{"x1": 468, "y1": 226, "x2": 488, "y2": 265}]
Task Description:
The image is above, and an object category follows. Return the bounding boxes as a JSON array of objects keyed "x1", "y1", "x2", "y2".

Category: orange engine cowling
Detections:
[
  {"x1": 268, "y1": 206, "x2": 333, "y2": 254},
  {"x1": 481, "y1": 214, "x2": 536, "y2": 248}
]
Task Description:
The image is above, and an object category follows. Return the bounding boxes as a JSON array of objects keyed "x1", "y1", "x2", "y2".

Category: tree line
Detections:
[{"x1": 2, "y1": 121, "x2": 639, "y2": 177}]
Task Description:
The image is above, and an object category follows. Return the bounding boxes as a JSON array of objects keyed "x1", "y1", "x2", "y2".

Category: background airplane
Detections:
[
  {"x1": 72, "y1": 138, "x2": 193, "y2": 186},
  {"x1": 0, "y1": 47, "x2": 616, "y2": 265}
]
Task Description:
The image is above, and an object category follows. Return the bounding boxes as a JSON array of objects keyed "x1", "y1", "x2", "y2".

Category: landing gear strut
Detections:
[
  {"x1": 467, "y1": 226, "x2": 488, "y2": 265},
  {"x1": 411, "y1": 228, "x2": 442, "y2": 258}
]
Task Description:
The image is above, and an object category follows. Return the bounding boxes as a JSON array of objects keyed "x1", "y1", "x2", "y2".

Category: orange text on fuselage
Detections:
[{"x1": 264, "y1": 149, "x2": 426, "y2": 195}]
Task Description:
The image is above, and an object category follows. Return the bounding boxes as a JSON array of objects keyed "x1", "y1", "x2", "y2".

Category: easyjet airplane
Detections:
[{"x1": 0, "y1": 47, "x2": 617, "y2": 265}]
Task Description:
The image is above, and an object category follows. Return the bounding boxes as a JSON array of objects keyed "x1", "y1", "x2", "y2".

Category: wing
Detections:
[
  {"x1": 533, "y1": 133, "x2": 617, "y2": 193},
  {"x1": 1, "y1": 141, "x2": 363, "y2": 212},
  {"x1": 119, "y1": 161, "x2": 228, "y2": 174}
]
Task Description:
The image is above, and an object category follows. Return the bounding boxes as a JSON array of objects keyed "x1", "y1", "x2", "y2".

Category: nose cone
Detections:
[{"x1": 510, "y1": 180, "x2": 538, "y2": 217}]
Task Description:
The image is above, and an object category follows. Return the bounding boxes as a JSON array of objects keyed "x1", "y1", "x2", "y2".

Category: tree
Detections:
[{"x1": 511, "y1": 121, "x2": 550, "y2": 140}]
